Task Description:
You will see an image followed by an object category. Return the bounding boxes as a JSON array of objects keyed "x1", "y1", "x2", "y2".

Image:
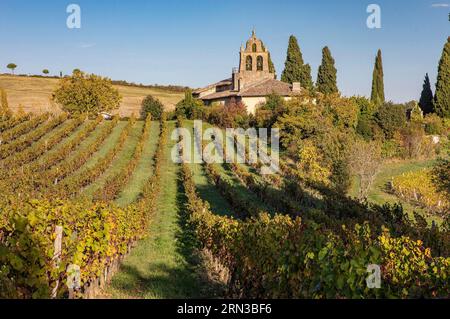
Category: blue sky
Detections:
[{"x1": 0, "y1": 0, "x2": 448, "y2": 102}]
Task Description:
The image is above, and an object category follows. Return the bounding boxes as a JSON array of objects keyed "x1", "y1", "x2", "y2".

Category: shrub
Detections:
[
  {"x1": 175, "y1": 89, "x2": 205, "y2": 119},
  {"x1": 424, "y1": 114, "x2": 444, "y2": 135},
  {"x1": 432, "y1": 157, "x2": 450, "y2": 198},
  {"x1": 141, "y1": 95, "x2": 163, "y2": 120},
  {"x1": 53, "y1": 70, "x2": 121, "y2": 116},
  {"x1": 207, "y1": 100, "x2": 250, "y2": 128},
  {"x1": 376, "y1": 102, "x2": 407, "y2": 139}
]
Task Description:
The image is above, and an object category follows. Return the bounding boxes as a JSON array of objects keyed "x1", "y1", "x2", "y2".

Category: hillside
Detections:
[{"x1": 0, "y1": 75, "x2": 184, "y2": 116}]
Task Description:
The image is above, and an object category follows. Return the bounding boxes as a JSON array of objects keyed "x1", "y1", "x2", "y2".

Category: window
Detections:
[
  {"x1": 257, "y1": 56, "x2": 263, "y2": 71},
  {"x1": 246, "y1": 56, "x2": 252, "y2": 71},
  {"x1": 252, "y1": 43, "x2": 257, "y2": 52}
]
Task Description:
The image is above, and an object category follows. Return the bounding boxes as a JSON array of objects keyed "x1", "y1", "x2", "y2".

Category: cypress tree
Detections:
[
  {"x1": 316, "y1": 46, "x2": 338, "y2": 94},
  {"x1": 281, "y1": 35, "x2": 312, "y2": 90},
  {"x1": 300, "y1": 64, "x2": 313, "y2": 91},
  {"x1": 419, "y1": 73, "x2": 434, "y2": 115},
  {"x1": 281, "y1": 35, "x2": 304, "y2": 84},
  {"x1": 434, "y1": 37, "x2": 450, "y2": 118},
  {"x1": 371, "y1": 49, "x2": 385, "y2": 106},
  {"x1": 262, "y1": 42, "x2": 277, "y2": 78},
  {"x1": 268, "y1": 52, "x2": 276, "y2": 78}
]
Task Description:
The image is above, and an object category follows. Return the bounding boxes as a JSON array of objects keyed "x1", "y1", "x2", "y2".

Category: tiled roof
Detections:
[
  {"x1": 200, "y1": 90, "x2": 238, "y2": 100},
  {"x1": 238, "y1": 79, "x2": 292, "y2": 97},
  {"x1": 199, "y1": 79, "x2": 295, "y2": 100},
  {"x1": 193, "y1": 78, "x2": 232, "y2": 94}
]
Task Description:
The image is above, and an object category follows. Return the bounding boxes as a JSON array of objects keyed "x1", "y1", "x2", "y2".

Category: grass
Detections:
[
  {"x1": 183, "y1": 120, "x2": 235, "y2": 216},
  {"x1": 81, "y1": 121, "x2": 144, "y2": 199},
  {"x1": 350, "y1": 158, "x2": 440, "y2": 224},
  {"x1": 115, "y1": 121, "x2": 160, "y2": 207},
  {"x1": 58, "y1": 121, "x2": 108, "y2": 165},
  {"x1": 61, "y1": 121, "x2": 127, "y2": 182},
  {"x1": 0, "y1": 75, "x2": 183, "y2": 116},
  {"x1": 104, "y1": 121, "x2": 220, "y2": 299},
  {"x1": 32, "y1": 120, "x2": 92, "y2": 166}
]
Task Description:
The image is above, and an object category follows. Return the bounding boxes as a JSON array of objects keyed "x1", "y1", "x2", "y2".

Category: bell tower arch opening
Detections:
[{"x1": 237, "y1": 30, "x2": 275, "y2": 88}]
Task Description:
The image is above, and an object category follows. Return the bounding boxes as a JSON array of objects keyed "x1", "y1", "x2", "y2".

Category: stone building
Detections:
[{"x1": 193, "y1": 31, "x2": 301, "y2": 114}]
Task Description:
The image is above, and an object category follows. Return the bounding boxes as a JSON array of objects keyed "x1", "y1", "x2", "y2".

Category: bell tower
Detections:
[{"x1": 233, "y1": 30, "x2": 275, "y2": 91}]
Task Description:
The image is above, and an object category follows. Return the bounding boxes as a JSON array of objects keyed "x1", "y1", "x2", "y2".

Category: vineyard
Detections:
[
  {"x1": 391, "y1": 169, "x2": 449, "y2": 215},
  {"x1": 0, "y1": 113, "x2": 449, "y2": 299}
]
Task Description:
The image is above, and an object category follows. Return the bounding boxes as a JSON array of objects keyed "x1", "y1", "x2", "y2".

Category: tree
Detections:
[
  {"x1": 353, "y1": 96, "x2": 377, "y2": 140},
  {"x1": 316, "y1": 46, "x2": 338, "y2": 94},
  {"x1": 295, "y1": 140, "x2": 332, "y2": 186},
  {"x1": 175, "y1": 89, "x2": 205, "y2": 120},
  {"x1": 42, "y1": 69, "x2": 49, "y2": 75},
  {"x1": 376, "y1": 102, "x2": 406, "y2": 139},
  {"x1": 261, "y1": 42, "x2": 276, "y2": 77},
  {"x1": 409, "y1": 103, "x2": 423, "y2": 124},
  {"x1": 53, "y1": 70, "x2": 121, "y2": 115},
  {"x1": 349, "y1": 139, "x2": 382, "y2": 199},
  {"x1": 141, "y1": 95, "x2": 164, "y2": 120},
  {"x1": 281, "y1": 35, "x2": 312, "y2": 90},
  {"x1": 6, "y1": 63, "x2": 17, "y2": 75},
  {"x1": 370, "y1": 50, "x2": 385, "y2": 106},
  {"x1": 434, "y1": 37, "x2": 450, "y2": 118},
  {"x1": 399, "y1": 121, "x2": 425, "y2": 159},
  {"x1": 268, "y1": 53, "x2": 276, "y2": 76},
  {"x1": 419, "y1": 73, "x2": 434, "y2": 115}
]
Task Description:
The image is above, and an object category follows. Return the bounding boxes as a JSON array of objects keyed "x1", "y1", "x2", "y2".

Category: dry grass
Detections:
[{"x1": 0, "y1": 75, "x2": 183, "y2": 116}]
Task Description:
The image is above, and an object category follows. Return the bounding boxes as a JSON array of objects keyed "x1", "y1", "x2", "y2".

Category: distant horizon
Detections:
[{"x1": 0, "y1": 0, "x2": 449, "y2": 103}]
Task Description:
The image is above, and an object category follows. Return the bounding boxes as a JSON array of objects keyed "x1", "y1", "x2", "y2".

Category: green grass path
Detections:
[
  {"x1": 183, "y1": 120, "x2": 235, "y2": 216},
  {"x1": 103, "y1": 121, "x2": 217, "y2": 299}
]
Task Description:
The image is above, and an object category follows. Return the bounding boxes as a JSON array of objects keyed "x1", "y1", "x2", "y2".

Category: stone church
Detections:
[{"x1": 193, "y1": 31, "x2": 301, "y2": 114}]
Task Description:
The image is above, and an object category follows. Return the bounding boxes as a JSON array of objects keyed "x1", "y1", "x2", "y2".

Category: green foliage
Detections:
[
  {"x1": 432, "y1": 157, "x2": 450, "y2": 198},
  {"x1": 296, "y1": 141, "x2": 332, "y2": 186},
  {"x1": 371, "y1": 50, "x2": 385, "y2": 107},
  {"x1": 175, "y1": 89, "x2": 205, "y2": 120},
  {"x1": 53, "y1": 70, "x2": 122, "y2": 116},
  {"x1": 419, "y1": 73, "x2": 434, "y2": 115},
  {"x1": 93, "y1": 116, "x2": 152, "y2": 202},
  {"x1": 376, "y1": 102, "x2": 406, "y2": 139},
  {"x1": 424, "y1": 114, "x2": 444, "y2": 135},
  {"x1": 141, "y1": 95, "x2": 163, "y2": 120},
  {"x1": 281, "y1": 35, "x2": 313, "y2": 90},
  {"x1": 410, "y1": 103, "x2": 424, "y2": 124},
  {"x1": 181, "y1": 162, "x2": 450, "y2": 298},
  {"x1": 353, "y1": 96, "x2": 378, "y2": 140},
  {"x1": 6, "y1": 63, "x2": 17, "y2": 74},
  {"x1": 254, "y1": 93, "x2": 286, "y2": 128},
  {"x1": 42, "y1": 69, "x2": 49, "y2": 75},
  {"x1": 381, "y1": 139, "x2": 403, "y2": 158},
  {"x1": 434, "y1": 37, "x2": 450, "y2": 118},
  {"x1": 207, "y1": 101, "x2": 250, "y2": 128},
  {"x1": 268, "y1": 52, "x2": 276, "y2": 77},
  {"x1": 316, "y1": 46, "x2": 338, "y2": 95},
  {"x1": 0, "y1": 198, "x2": 148, "y2": 298},
  {"x1": 0, "y1": 114, "x2": 67, "y2": 160},
  {"x1": 398, "y1": 123, "x2": 426, "y2": 159}
]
